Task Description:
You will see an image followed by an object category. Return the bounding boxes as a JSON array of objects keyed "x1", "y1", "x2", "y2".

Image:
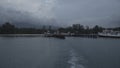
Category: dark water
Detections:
[{"x1": 0, "y1": 37, "x2": 120, "y2": 68}]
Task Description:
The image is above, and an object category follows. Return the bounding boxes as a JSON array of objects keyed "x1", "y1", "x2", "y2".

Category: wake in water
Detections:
[{"x1": 68, "y1": 49, "x2": 87, "y2": 68}]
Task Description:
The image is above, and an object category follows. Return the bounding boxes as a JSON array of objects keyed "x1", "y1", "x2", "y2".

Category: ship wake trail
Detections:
[{"x1": 68, "y1": 49, "x2": 88, "y2": 68}]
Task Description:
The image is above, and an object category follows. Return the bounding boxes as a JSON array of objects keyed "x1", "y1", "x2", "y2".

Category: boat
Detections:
[
  {"x1": 98, "y1": 30, "x2": 120, "y2": 38},
  {"x1": 45, "y1": 34, "x2": 65, "y2": 39},
  {"x1": 52, "y1": 34, "x2": 65, "y2": 39},
  {"x1": 44, "y1": 31, "x2": 66, "y2": 39},
  {"x1": 44, "y1": 33, "x2": 65, "y2": 39}
]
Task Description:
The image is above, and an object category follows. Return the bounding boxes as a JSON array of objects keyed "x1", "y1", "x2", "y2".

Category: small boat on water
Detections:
[
  {"x1": 45, "y1": 34, "x2": 65, "y2": 39},
  {"x1": 98, "y1": 30, "x2": 120, "y2": 38},
  {"x1": 44, "y1": 31, "x2": 66, "y2": 39},
  {"x1": 52, "y1": 34, "x2": 65, "y2": 39},
  {"x1": 44, "y1": 33, "x2": 65, "y2": 39}
]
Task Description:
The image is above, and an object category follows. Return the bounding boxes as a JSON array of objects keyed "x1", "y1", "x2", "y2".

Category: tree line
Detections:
[
  {"x1": 0, "y1": 22, "x2": 47, "y2": 34},
  {"x1": 0, "y1": 22, "x2": 119, "y2": 34}
]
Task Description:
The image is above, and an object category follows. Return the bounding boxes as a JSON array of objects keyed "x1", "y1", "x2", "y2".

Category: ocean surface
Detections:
[{"x1": 0, "y1": 37, "x2": 120, "y2": 68}]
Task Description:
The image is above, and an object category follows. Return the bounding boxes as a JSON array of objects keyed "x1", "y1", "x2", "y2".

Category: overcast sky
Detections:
[{"x1": 0, "y1": 0, "x2": 120, "y2": 27}]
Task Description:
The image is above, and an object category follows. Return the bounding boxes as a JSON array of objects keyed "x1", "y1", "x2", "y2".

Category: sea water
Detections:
[{"x1": 0, "y1": 37, "x2": 120, "y2": 68}]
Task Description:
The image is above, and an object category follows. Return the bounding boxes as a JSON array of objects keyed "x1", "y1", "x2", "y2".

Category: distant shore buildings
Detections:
[{"x1": 0, "y1": 22, "x2": 120, "y2": 35}]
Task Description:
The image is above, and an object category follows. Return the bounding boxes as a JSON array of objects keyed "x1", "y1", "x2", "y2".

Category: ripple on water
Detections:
[{"x1": 68, "y1": 49, "x2": 87, "y2": 68}]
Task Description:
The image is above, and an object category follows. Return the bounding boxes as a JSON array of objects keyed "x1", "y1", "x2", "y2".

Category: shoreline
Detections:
[
  {"x1": 0, "y1": 34, "x2": 120, "y2": 39},
  {"x1": 0, "y1": 34, "x2": 44, "y2": 37}
]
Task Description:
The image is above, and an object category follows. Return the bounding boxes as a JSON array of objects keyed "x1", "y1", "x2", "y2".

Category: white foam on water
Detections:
[{"x1": 68, "y1": 50, "x2": 86, "y2": 68}]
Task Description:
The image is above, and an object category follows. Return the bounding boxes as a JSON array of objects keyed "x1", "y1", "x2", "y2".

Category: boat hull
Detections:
[
  {"x1": 45, "y1": 34, "x2": 65, "y2": 39},
  {"x1": 98, "y1": 35, "x2": 120, "y2": 38},
  {"x1": 52, "y1": 35, "x2": 65, "y2": 39}
]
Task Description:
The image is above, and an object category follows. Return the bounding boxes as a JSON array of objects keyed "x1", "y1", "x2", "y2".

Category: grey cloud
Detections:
[
  {"x1": 54, "y1": 0, "x2": 120, "y2": 27},
  {"x1": 0, "y1": 0, "x2": 120, "y2": 27},
  {"x1": 0, "y1": 0, "x2": 57, "y2": 25}
]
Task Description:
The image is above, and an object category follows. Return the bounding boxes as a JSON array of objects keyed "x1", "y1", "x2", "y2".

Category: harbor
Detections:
[
  {"x1": 0, "y1": 32, "x2": 120, "y2": 39},
  {"x1": 0, "y1": 23, "x2": 120, "y2": 39}
]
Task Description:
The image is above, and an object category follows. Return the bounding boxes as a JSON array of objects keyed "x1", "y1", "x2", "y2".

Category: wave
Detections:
[{"x1": 68, "y1": 49, "x2": 87, "y2": 68}]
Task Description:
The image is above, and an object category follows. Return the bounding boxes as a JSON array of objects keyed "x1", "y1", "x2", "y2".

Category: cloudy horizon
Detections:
[{"x1": 0, "y1": 0, "x2": 120, "y2": 27}]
